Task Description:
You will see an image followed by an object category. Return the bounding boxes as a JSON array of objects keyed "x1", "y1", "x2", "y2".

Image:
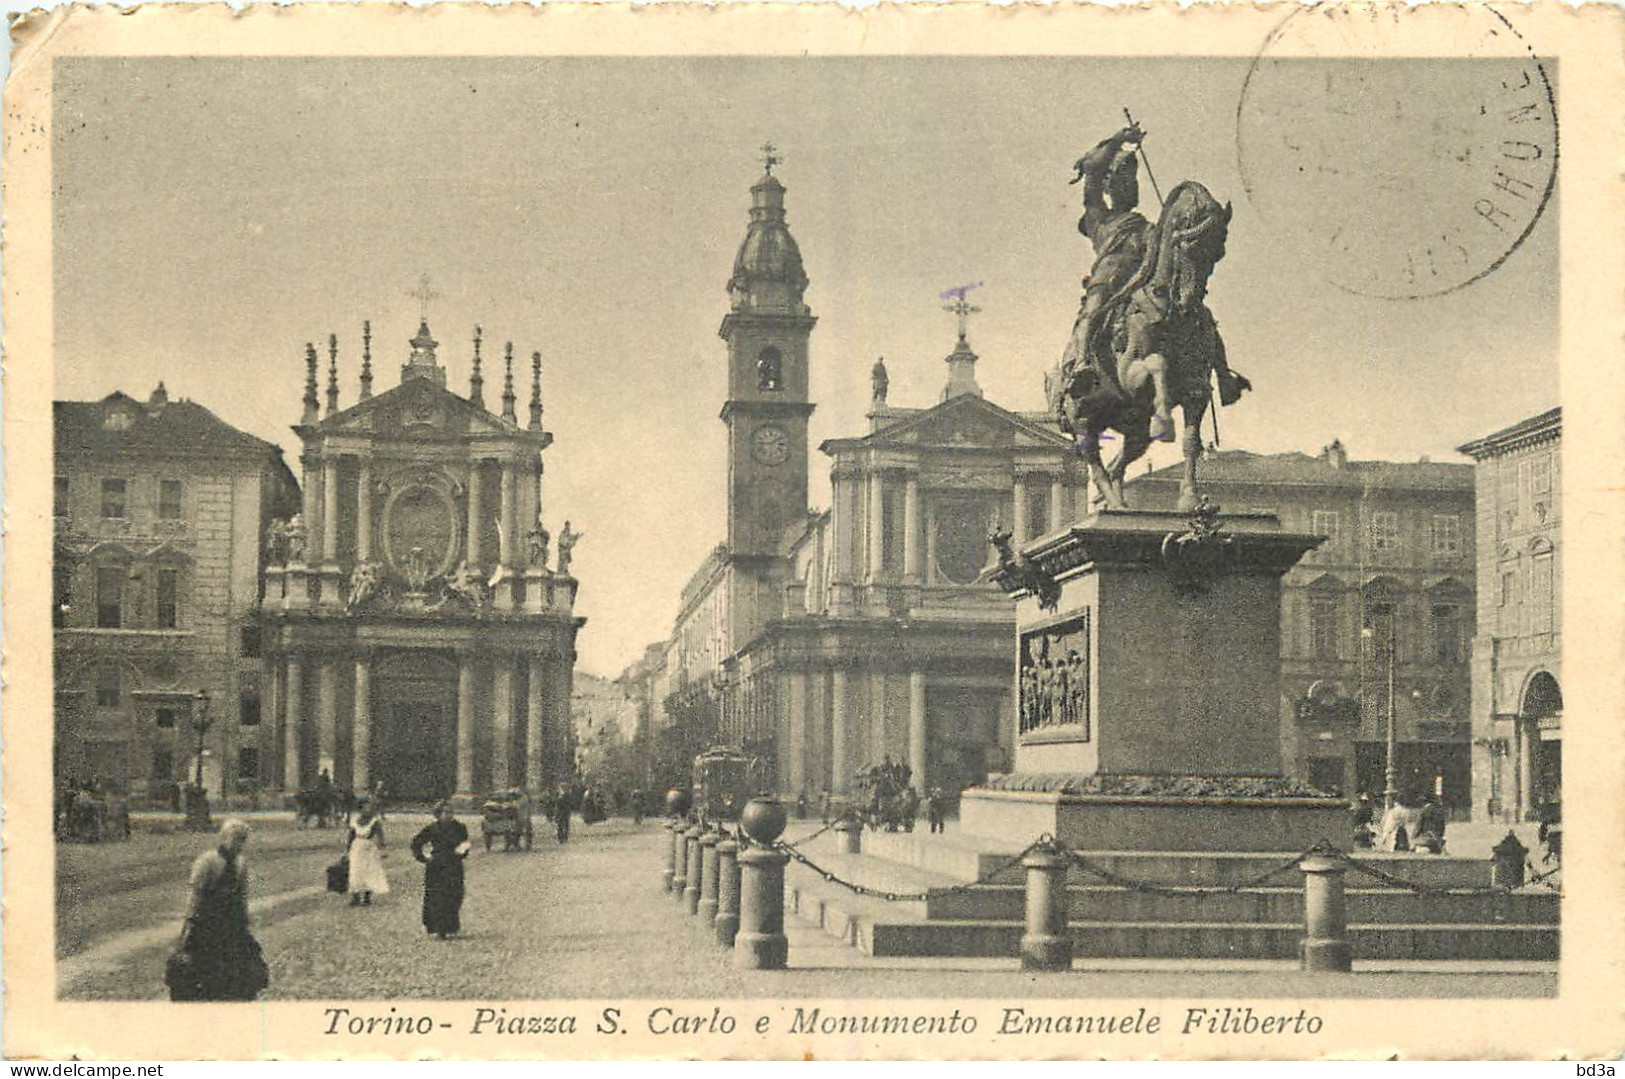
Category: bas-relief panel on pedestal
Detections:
[{"x1": 1019, "y1": 610, "x2": 1090, "y2": 742}]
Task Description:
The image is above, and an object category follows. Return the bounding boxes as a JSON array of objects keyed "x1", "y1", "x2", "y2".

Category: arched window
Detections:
[{"x1": 756, "y1": 347, "x2": 783, "y2": 391}]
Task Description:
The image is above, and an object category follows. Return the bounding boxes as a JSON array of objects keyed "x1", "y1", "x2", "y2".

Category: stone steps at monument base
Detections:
[
  {"x1": 786, "y1": 877, "x2": 1557, "y2": 961},
  {"x1": 860, "y1": 830, "x2": 1494, "y2": 889},
  {"x1": 863, "y1": 920, "x2": 1559, "y2": 961},
  {"x1": 923, "y1": 885, "x2": 1558, "y2": 925}
]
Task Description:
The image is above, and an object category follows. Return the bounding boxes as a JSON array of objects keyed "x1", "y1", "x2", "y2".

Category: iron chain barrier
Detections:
[
  {"x1": 775, "y1": 836, "x2": 1050, "y2": 903},
  {"x1": 776, "y1": 831, "x2": 1563, "y2": 902}
]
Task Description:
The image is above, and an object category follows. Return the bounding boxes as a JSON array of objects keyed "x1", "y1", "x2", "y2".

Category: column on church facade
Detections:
[
  {"x1": 322, "y1": 456, "x2": 340, "y2": 565},
  {"x1": 466, "y1": 459, "x2": 483, "y2": 567},
  {"x1": 867, "y1": 470, "x2": 886, "y2": 581},
  {"x1": 787, "y1": 669, "x2": 807, "y2": 795},
  {"x1": 903, "y1": 473, "x2": 921, "y2": 583},
  {"x1": 869, "y1": 669, "x2": 887, "y2": 768},
  {"x1": 834, "y1": 471, "x2": 859, "y2": 580},
  {"x1": 908, "y1": 669, "x2": 927, "y2": 792},
  {"x1": 457, "y1": 653, "x2": 476, "y2": 794},
  {"x1": 1012, "y1": 473, "x2": 1029, "y2": 544},
  {"x1": 924, "y1": 499, "x2": 938, "y2": 585},
  {"x1": 356, "y1": 457, "x2": 373, "y2": 562},
  {"x1": 283, "y1": 656, "x2": 302, "y2": 790},
  {"x1": 1051, "y1": 474, "x2": 1066, "y2": 531},
  {"x1": 548, "y1": 656, "x2": 574, "y2": 784},
  {"x1": 491, "y1": 656, "x2": 514, "y2": 788},
  {"x1": 264, "y1": 656, "x2": 283, "y2": 793},
  {"x1": 830, "y1": 667, "x2": 849, "y2": 793},
  {"x1": 526, "y1": 656, "x2": 546, "y2": 792},
  {"x1": 352, "y1": 653, "x2": 371, "y2": 791},
  {"x1": 317, "y1": 659, "x2": 338, "y2": 778},
  {"x1": 298, "y1": 458, "x2": 316, "y2": 564},
  {"x1": 499, "y1": 460, "x2": 517, "y2": 569},
  {"x1": 1517, "y1": 720, "x2": 1535, "y2": 819}
]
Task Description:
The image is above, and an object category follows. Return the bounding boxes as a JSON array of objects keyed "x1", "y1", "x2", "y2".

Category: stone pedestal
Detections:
[
  {"x1": 524, "y1": 568, "x2": 551, "y2": 614},
  {"x1": 967, "y1": 509, "x2": 1349, "y2": 852}
]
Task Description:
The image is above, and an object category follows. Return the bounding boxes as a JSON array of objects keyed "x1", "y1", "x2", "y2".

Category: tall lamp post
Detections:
[
  {"x1": 187, "y1": 688, "x2": 214, "y2": 830},
  {"x1": 1362, "y1": 615, "x2": 1399, "y2": 811}
]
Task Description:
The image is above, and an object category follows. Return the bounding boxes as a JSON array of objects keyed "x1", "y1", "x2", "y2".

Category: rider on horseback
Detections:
[{"x1": 1058, "y1": 122, "x2": 1250, "y2": 444}]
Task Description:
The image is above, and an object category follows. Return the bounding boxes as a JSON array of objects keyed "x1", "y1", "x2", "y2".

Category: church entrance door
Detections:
[{"x1": 373, "y1": 652, "x2": 458, "y2": 803}]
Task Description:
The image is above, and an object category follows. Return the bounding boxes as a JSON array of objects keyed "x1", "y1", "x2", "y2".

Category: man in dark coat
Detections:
[
  {"x1": 169, "y1": 819, "x2": 266, "y2": 1001},
  {"x1": 410, "y1": 802, "x2": 470, "y2": 939}
]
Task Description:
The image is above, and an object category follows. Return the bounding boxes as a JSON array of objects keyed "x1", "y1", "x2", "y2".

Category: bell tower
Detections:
[{"x1": 719, "y1": 144, "x2": 817, "y2": 558}]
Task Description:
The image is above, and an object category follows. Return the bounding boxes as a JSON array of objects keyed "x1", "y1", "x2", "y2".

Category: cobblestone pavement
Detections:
[{"x1": 58, "y1": 816, "x2": 1555, "y2": 1001}]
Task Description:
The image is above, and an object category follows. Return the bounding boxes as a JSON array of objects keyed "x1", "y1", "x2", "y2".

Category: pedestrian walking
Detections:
[
  {"x1": 410, "y1": 802, "x2": 470, "y2": 940},
  {"x1": 165, "y1": 819, "x2": 269, "y2": 1001},
  {"x1": 926, "y1": 787, "x2": 946, "y2": 834},
  {"x1": 554, "y1": 785, "x2": 573, "y2": 844},
  {"x1": 346, "y1": 799, "x2": 390, "y2": 906}
]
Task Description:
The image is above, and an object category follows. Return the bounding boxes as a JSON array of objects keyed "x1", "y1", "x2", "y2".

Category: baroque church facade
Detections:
[
  {"x1": 260, "y1": 317, "x2": 583, "y2": 802},
  {"x1": 647, "y1": 158, "x2": 1084, "y2": 800}
]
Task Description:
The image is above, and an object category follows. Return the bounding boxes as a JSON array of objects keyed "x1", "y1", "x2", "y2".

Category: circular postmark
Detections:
[{"x1": 1236, "y1": 4, "x2": 1557, "y2": 300}]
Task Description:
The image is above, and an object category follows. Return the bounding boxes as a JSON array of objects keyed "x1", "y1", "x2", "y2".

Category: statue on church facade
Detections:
[
  {"x1": 441, "y1": 559, "x2": 488, "y2": 611},
  {"x1": 871, "y1": 357, "x2": 889, "y2": 405},
  {"x1": 282, "y1": 515, "x2": 307, "y2": 565},
  {"x1": 556, "y1": 521, "x2": 584, "y2": 575},
  {"x1": 1048, "y1": 119, "x2": 1252, "y2": 512},
  {"x1": 346, "y1": 560, "x2": 382, "y2": 613},
  {"x1": 526, "y1": 522, "x2": 551, "y2": 571}
]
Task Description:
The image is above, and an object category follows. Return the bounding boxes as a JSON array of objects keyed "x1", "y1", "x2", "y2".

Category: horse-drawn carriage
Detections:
[
  {"x1": 690, "y1": 746, "x2": 762, "y2": 827},
  {"x1": 294, "y1": 785, "x2": 354, "y2": 828},
  {"x1": 56, "y1": 790, "x2": 131, "y2": 842},
  {"x1": 855, "y1": 761, "x2": 918, "y2": 833},
  {"x1": 481, "y1": 789, "x2": 536, "y2": 852}
]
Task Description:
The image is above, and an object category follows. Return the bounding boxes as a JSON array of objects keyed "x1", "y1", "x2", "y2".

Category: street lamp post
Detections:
[
  {"x1": 1362, "y1": 615, "x2": 1399, "y2": 812},
  {"x1": 186, "y1": 689, "x2": 214, "y2": 830}
]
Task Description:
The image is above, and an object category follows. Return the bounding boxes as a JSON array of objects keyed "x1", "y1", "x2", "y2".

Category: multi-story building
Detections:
[
  {"x1": 1128, "y1": 441, "x2": 1476, "y2": 813},
  {"x1": 658, "y1": 157, "x2": 1083, "y2": 801},
  {"x1": 53, "y1": 383, "x2": 299, "y2": 806},
  {"x1": 259, "y1": 317, "x2": 582, "y2": 802},
  {"x1": 1458, "y1": 407, "x2": 1561, "y2": 823}
]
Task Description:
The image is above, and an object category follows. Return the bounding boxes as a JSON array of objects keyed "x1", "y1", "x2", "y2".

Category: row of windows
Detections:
[
  {"x1": 56, "y1": 563, "x2": 183, "y2": 629},
  {"x1": 89, "y1": 673, "x2": 260, "y2": 724},
  {"x1": 1307, "y1": 510, "x2": 1462, "y2": 557},
  {"x1": 56, "y1": 476, "x2": 185, "y2": 520},
  {"x1": 1305, "y1": 600, "x2": 1470, "y2": 664}
]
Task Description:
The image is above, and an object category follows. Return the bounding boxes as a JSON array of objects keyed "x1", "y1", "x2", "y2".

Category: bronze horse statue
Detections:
[{"x1": 1052, "y1": 179, "x2": 1246, "y2": 512}]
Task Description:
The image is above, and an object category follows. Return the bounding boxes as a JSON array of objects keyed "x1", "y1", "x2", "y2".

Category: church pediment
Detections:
[
  {"x1": 313, "y1": 379, "x2": 537, "y2": 444},
  {"x1": 862, "y1": 396, "x2": 1070, "y2": 452}
]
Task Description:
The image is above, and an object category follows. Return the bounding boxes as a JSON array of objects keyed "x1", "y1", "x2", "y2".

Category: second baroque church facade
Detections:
[
  {"x1": 652, "y1": 158, "x2": 1084, "y2": 800},
  {"x1": 260, "y1": 319, "x2": 583, "y2": 802}
]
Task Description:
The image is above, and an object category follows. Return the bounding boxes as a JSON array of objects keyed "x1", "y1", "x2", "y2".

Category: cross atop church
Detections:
[
  {"x1": 408, "y1": 274, "x2": 441, "y2": 323},
  {"x1": 761, "y1": 141, "x2": 781, "y2": 175},
  {"x1": 941, "y1": 281, "x2": 985, "y2": 343}
]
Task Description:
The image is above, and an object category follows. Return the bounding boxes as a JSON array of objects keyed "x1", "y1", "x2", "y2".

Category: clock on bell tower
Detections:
[{"x1": 719, "y1": 147, "x2": 816, "y2": 558}]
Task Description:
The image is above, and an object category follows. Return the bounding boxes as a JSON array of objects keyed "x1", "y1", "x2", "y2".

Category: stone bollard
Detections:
[
  {"x1": 835, "y1": 813, "x2": 863, "y2": 855},
  {"x1": 1491, "y1": 831, "x2": 1529, "y2": 890},
  {"x1": 699, "y1": 828, "x2": 723, "y2": 924},
  {"x1": 1299, "y1": 850, "x2": 1353, "y2": 972},
  {"x1": 735, "y1": 797, "x2": 790, "y2": 970},
  {"x1": 684, "y1": 824, "x2": 705, "y2": 915},
  {"x1": 662, "y1": 820, "x2": 678, "y2": 893},
  {"x1": 671, "y1": 823, "x2": 691, "y2": 902},
  {"x1": 1019, "y1": 837, "x2": 1072, "y2": 971},
  {"x1": 715, "y1": 835, "x2": 742, "y2": 947}
]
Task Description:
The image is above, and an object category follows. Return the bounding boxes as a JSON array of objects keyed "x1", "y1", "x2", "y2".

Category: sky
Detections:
[{"x1": 52, "y1": 57, "x2": 1558, "y2": 677}]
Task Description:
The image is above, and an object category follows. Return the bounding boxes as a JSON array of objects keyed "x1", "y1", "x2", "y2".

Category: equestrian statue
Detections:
[{"x1": 1047, "y1": 118, "x2": 1251, "y2": 512}]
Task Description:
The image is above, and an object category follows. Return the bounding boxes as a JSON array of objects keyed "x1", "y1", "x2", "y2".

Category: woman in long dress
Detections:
[
  {"x1": 346, "y1": 800, "x2": 389, "y2": 906},
  {"x1": 410, "y1": 801, "x2": 470, "y2": 939}
]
